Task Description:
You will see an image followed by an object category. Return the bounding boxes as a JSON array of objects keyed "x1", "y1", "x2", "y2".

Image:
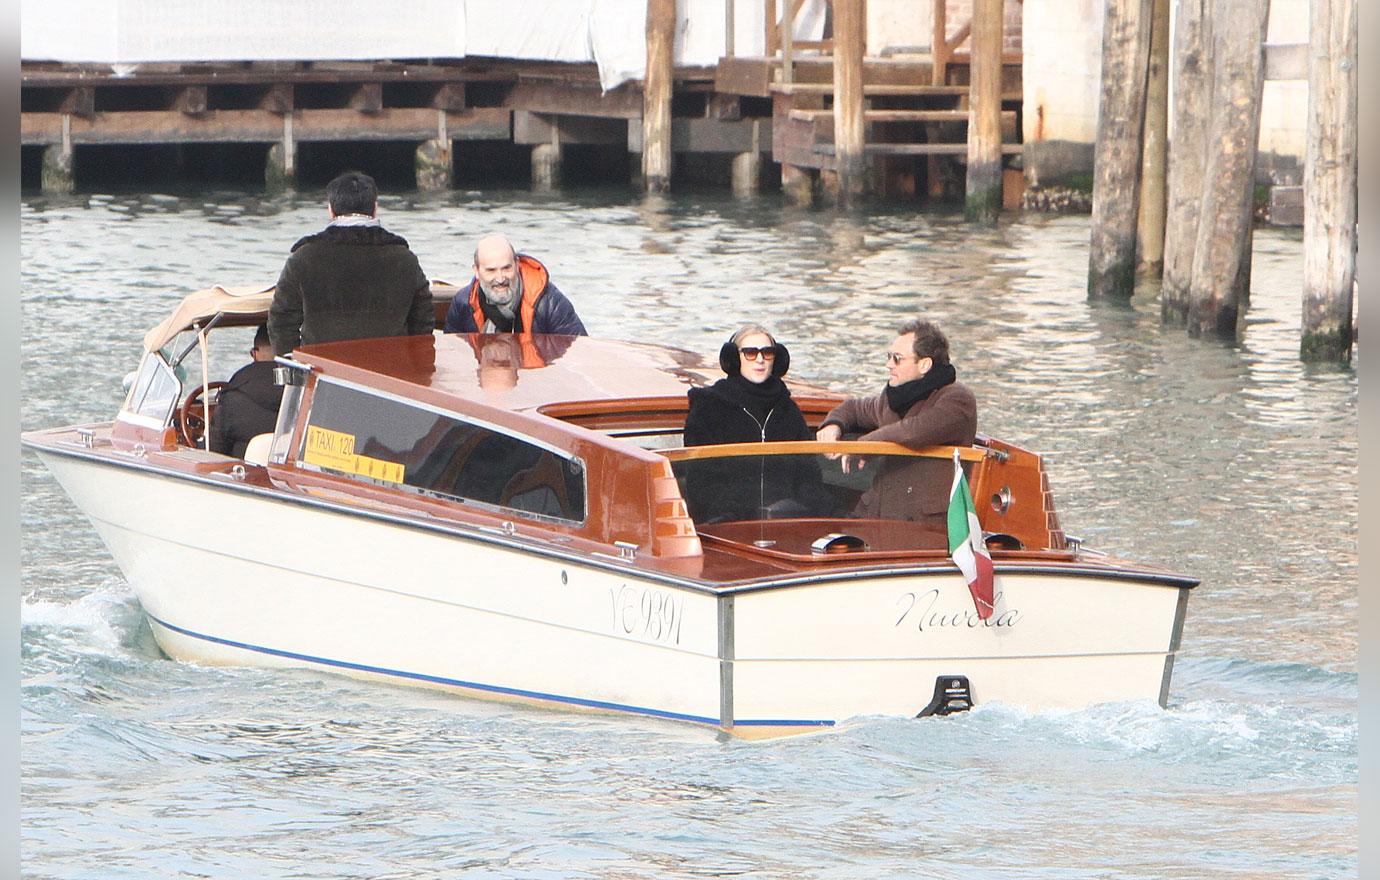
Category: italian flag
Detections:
[{"x1": 947, "y1": 449, "x2": 995, "y2": 619}]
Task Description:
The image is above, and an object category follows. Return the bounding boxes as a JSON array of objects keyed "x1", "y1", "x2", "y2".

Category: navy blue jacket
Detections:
[{"x1": 443, "y1": 254, "x2": 587, "y2": 335}]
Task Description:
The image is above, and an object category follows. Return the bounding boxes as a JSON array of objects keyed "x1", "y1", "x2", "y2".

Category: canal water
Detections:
[{"x1": 20, "y1": 188, "x2": 1356, "y2": 878}]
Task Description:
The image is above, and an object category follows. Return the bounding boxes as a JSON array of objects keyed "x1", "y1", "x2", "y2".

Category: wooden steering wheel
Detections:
[{"x1": 178, "y1": 381, "x2": 228, "y2": 448}]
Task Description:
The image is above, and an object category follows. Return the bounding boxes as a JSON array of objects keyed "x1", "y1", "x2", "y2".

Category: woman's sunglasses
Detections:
[{"x1": 738, "y1": 346, "x2": 777, "y2": 361}]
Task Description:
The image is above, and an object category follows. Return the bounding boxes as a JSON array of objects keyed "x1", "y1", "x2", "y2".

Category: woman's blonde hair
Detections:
[{"x1": 730, "y1": 324, "x2": 775, "y2": 347}]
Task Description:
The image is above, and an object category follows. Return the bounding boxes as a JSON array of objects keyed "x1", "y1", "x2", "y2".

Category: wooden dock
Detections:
[{"x1": 22, "y1": 1, "x2": 1023, "y2": 205}]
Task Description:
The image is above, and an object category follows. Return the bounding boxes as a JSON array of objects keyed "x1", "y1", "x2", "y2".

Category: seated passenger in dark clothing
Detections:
[
  {"x1": 209, "y1": 325, "x2": 285, "y2": 459},
  {"x1": 816, "y1": 319, "x2": 977, "y2": 526},
  {"x1": 682, "y1": 325, "x2": 827, "y2": 522}
]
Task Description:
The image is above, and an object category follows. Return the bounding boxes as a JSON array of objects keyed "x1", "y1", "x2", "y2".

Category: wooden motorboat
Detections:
[{"x1": 22, "y1": 284, "x2": 1197, "y2": 737}]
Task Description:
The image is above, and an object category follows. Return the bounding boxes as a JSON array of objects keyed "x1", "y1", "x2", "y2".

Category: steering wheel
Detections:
[{"x1": 178, "y1": 381, "x2": 229, "y2": 448}]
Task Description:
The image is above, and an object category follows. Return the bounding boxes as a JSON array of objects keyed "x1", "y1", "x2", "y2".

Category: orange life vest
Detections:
[{"x1": 465, "y1": 254, "x2": 549, "y2": 335}]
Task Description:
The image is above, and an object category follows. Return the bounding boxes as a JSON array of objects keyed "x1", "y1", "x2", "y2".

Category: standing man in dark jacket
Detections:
[
  {"x1": 269, "y1": 171, "x2": 435, "y2": 355},
  {"x1": 209, "y1": 325, "x2": 284, "y2": 459},
  {"x1": 816, "y1": 319, "x2": 977, "y2": 525},
  {"x1": 442, "y1": 233, "x2": 587, "y2": 335}
]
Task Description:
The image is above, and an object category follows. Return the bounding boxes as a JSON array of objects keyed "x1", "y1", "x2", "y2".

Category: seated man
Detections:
[
  {"x1": 443, "y1": 233, "x2": 587, "y2": 335},
  {"x1": 209, "y1": 325, "x2": 284, "y2": 459},
  {"x1": 815, "y1": 319, "x2": 977, "y2": 526}
]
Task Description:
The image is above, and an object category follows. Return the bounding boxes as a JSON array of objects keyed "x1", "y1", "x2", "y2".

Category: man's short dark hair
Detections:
[
  {"x1": 253, "y1": 324, "x2": 271, "y2": 350},
  {"x1": 899, "y1": 319, "x2": 951, "y2": 365},
  {"x1": 326, "y1": 171, "x2": 378, "y2": 216}
]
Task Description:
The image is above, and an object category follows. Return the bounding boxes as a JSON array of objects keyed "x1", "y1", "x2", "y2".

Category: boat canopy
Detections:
[
  {"x1": 143, "y1": 284, "x2": 276, "y2": 353},
  {"x1": 142, "y1": 280, "x2": 468, "y2": 353}
]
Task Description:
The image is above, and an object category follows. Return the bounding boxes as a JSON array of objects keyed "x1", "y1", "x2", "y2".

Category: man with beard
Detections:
[
  {"x1": 815, "y1": 319, "x2": 977, "y2": 526},
  {"x1": 442, "y1": 233, "x2": 587, "y2": 335},
  {"x1": 269, "y1": 171, "x2": 434, "y2": 355},
  {"x1": 209, "y1": 325, "x2": 284, "y2": 459}
]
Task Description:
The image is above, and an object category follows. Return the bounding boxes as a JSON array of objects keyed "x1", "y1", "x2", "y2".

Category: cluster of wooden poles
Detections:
[{"x1": 1088, "y1": 0, "x2": 1356, "y2": 363}]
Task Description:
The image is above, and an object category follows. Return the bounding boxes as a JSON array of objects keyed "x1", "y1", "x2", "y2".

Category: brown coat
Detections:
[{"x1": 821, "y1": 381, "x2": 978, "y2": 519}]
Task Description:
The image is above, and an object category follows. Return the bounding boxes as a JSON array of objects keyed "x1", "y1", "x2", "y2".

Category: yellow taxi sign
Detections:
[{"x1": 303, "y1": 425, "x2": 405, "y2": 484}]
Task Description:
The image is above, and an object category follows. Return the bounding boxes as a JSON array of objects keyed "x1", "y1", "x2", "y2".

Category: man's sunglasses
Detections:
[{"x1": 738, "y1": 346, "x2": 777, "y2": 361}]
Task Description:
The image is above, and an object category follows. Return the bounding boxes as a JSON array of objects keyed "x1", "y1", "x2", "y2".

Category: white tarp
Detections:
[
  {"x1": 464, "y1": 0, "x2": 597, "y2": 63},
  {"x1": 21, "y1": 0, "x2": 825, "y2": 91},
  {"x1": 20, "y1": 0, "x2": 468, "y2": 65},
  {"x1": 592, "y1": 0, "x2": 826, "y2": 90}
]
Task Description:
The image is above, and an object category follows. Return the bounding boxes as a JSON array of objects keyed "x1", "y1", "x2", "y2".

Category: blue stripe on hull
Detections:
[{"x1": 146, "y1": 614, "x2": 834, "y2": 731}]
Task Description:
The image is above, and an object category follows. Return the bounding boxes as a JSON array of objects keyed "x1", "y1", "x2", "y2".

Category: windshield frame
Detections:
[{"x1": 116, "y1": 350, "x2": 183, "y2": 430}]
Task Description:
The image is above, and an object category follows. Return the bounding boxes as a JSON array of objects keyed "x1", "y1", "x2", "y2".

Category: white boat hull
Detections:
[{"x1": 35, "y1": 449, "x2": 1190, "y2": 736}]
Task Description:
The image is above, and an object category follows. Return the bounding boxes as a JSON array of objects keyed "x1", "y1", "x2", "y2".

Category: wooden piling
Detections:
[
  {"x1": 40, "y1": 123, "x2": 74, "y2": 194},
  {"x1": 1161, "y1": 0, "x2": 1209, "y2": 321},
  {"x1": 531, "y1": 142, "x2": 562, "y2": 191},
  {"x1": 415, "y1": 137, "x2": 453, "y2": 191},
  {"x1": 265, "y1": 137, "x2": 295, "y2": 193},
  {"x1": 927, "y1": 0, "x2": 949, "y2": 200},
  {"x1": 930, "y1": 0, "x2": 949, "y2": 86},
  {"x1": 1301, "y1": 0, "x2": 1357, "y2": 362},
  {"x1": 725, "y1": 0, "x2": 736, "y2": 58},
  {"x1": 642, "y1": 0, "x2": 676, "y2": 194},
  {"x1": 1135, "y1": 0, "x2": 1170, "y2": 276},
  {"x1": 1087, "y1": 0, "x2": 1154, "y2": 299},
  {"x1": 173, "y1": 86, "x2": 208, "y2": 117},
  {"x1": 731, "y1": 150, "x2": 761, "y2": 196},
  {"x1": 1184, "y1": 0, "x2": 1269, "y2": 338},
  {"x1": 965, "y1": 0, "x2": 1003, "y2": 224},
  {"x1": 782, "y1": 163, "x2": 814, "y2": 206},
  {"x1": 832, "y1": 0, "x2": 866, "y2": 206}
]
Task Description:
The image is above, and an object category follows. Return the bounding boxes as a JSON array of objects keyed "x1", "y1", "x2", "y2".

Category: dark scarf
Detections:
[
  {"x1": 721, "y1": 375, "x2": 789, "y2": 421},
  {"x1": 884, "y1": 363, "x2": 957, "y2": 415},
  {"x1": 478, "y1": 293, "x2": 520, "y2": 333}
]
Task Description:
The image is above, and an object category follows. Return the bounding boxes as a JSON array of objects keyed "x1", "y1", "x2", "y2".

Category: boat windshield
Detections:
[
  {"x1": 120, "y1": 351, "x2": 182, "y2": 427},
  {"x1": 662, "y1": 442, "x2": 979, "y2": 553}
]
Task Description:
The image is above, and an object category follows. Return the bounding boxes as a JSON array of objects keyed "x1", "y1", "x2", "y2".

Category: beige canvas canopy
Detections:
[
  {"x1": 142, "y1": 280, "x2": 464, "y2": 353},
  {"x1": 142, "y1": 284, "x2": 277, "y2": 353}
]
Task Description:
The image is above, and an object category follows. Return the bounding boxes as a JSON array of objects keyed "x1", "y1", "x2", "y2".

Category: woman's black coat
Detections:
[{"x1": 682, "y1": 377, "x2": 825, "y2": 523}]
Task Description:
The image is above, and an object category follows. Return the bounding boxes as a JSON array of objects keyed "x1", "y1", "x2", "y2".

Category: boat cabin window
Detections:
[
  {"x1": 299, "y1": 379, "x2": 586, "y2": 524},
  {"x1": 120, "y1": 352, "x2": 181, "y2": 427}
]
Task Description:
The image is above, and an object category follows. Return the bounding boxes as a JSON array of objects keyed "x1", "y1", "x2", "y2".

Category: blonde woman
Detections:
[{"x1": 683, "y1": 324, "x2": 819, "y2": 522}]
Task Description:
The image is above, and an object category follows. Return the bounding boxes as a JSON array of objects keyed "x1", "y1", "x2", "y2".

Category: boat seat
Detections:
[{"x1": 243, "y1": 433, "x2": 273, "y2": 466}]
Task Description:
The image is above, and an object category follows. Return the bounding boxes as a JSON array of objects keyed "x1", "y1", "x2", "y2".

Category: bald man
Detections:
[{"x1": 442, "y1": 234, "x2": 587, "y2": 336}]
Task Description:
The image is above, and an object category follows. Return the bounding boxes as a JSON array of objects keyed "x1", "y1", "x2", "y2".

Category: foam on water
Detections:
[{"x1": 21, "y1": 579, "x2": 143, "y2": 655}]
